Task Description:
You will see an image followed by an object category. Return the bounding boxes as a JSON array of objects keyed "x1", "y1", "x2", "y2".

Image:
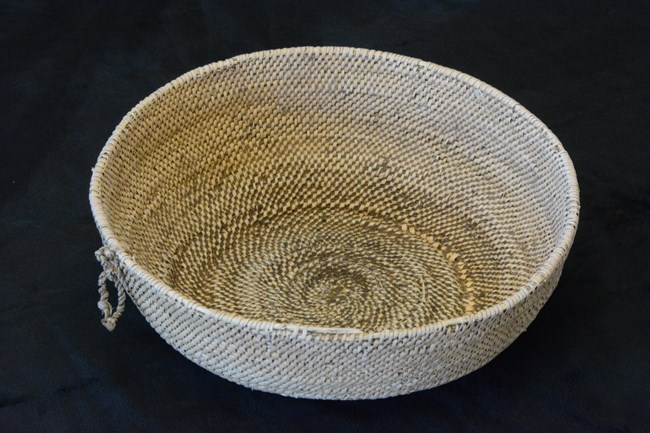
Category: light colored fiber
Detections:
[{"x1": 90, "y1": 47, "x2": 579, "y2": 399}]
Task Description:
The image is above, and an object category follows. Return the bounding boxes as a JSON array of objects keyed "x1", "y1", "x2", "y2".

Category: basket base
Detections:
[{"x1": 186, "y1": 206, "x2": 501, "y2": 332}]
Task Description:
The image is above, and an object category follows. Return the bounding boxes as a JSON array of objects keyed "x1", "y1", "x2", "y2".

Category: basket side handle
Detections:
[{"x1": 95, "y1": 246, "x2": 126, "y2": 331}]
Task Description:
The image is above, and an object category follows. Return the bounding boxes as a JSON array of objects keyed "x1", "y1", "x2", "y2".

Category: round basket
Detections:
[{"x1": 90, "y1": 47, "x2": 579, "y2": 400}]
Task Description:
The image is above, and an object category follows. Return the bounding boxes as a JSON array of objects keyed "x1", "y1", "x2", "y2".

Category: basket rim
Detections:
[{"x1": 89, "y1": 46, "x2": 580, "y2": 339}]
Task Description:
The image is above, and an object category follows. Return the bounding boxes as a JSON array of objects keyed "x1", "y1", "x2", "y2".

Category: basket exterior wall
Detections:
[{"x1": 119, "y1": 257, "x2": 564, "y2": 399}]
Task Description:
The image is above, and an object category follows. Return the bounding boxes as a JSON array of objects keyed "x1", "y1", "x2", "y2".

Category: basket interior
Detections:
[{"x1": 94, "y1": 49, "x2": 574, "y2": 332}]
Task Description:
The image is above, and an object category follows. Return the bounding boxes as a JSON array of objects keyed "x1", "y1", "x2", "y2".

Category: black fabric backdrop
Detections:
[{"x1": 1, "y1": 1, "x2": 649, "y2": 432}]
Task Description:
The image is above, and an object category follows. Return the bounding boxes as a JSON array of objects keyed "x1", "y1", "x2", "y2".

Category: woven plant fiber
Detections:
[{"x1": 90, "y1": 47, "x2": 579, "y2": 399}]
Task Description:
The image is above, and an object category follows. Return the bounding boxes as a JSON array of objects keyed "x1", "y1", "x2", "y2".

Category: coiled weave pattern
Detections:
[{"x1": 90, "y1": 47, "x2": 579, "y2": 399}]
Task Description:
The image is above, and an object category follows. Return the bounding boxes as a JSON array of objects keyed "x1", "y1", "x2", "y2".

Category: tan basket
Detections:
[{"x1": 90, "y1": 47, "x2": 579, "y2": 399}]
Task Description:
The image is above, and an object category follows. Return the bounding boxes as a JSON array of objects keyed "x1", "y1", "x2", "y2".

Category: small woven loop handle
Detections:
[{"x1": 95, "y1": 246, "x2": 126, "y2": 331}]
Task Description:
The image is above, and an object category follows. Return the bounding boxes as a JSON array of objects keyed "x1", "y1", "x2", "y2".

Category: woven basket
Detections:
[{"x1": 90, "y1": 47, "x2": 579, "y2": 400}]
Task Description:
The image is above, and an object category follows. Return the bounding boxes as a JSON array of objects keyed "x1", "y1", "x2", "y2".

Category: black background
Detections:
[{"x1": 1, "y1": 1, "x2": 649, "y2": 432}]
